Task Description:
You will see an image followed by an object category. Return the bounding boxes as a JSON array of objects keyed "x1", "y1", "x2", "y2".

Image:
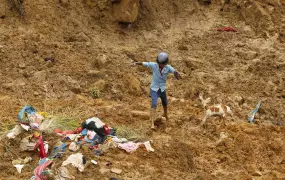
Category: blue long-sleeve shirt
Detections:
[{"x1": 143, "y1": 62, "x2": 175, "y2": 92}]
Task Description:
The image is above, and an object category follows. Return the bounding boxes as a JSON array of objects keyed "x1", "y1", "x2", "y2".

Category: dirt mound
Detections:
[{"x1": 0, "y1": 0, "x2": 285, "y2": 179}]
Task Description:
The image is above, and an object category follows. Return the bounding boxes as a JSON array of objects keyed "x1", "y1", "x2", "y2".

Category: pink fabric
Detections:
[
  {"x1": 34, "y1": 160, "x2": 53, "y2": 180},
  {"x1": 118, "y1": 142, "x2": 142, "y2": 153},
  {"x1": 87, "y1": 130, "x2": 96, "y2": 139}
]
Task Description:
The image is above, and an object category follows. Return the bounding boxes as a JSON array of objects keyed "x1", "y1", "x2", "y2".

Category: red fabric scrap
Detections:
[
  {"x1": 34, "y1": 136, "x2": 47, "y2": 159},
  {"x1": 54, "y1": 129, "x2": 62, "y2": 134},
  {"x1": 73, "y1": 127, "x2": 83, "y2": 134},
  {"x1": 103, "y1": 125, "x2": 110, "y2": 135},
  {"x1": 217, "y1": 26, "x2": 237, "y2": 32},
  {"x1": 55, "y1": 127, "x2": 82, "y2": 135}
]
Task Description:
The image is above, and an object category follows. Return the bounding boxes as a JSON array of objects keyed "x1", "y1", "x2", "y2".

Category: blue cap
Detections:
[{"x1": 157, "y1": 52, "x2": 168, "y2": 63}]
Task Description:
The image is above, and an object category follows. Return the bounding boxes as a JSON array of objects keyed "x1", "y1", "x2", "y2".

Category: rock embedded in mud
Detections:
[
  {"x1": 33, "y1": 70, "x2": 47, "y2": 82},
  {"x1": 233, "y1": 95, "x2": 244, "y2": 105},
  {"x1": 236, "y1": 50, "x2": 258, "y2": 60},
  {"x1": 2, "y1": 83, "x2": 14, "y2": 90},
  {"x1": 131, "y1": 110, "x2": 149, "y2": 120},
  {"x1": 93, "y1": 54, "x2": 108, "y2": 69},
  {"x1": 77, "y1": 32, "x2": 90, "y2": 42},
  {"x1": 112, "y1": 0, "x2": 139, "y2": 23},
  {"x1": 267, "y1": 0, "x2": 281, "y2": 6},
  {"x1": 18, "y1": 63, "x2": 26, "y2": 69},
  {"x1": 246, "y1": 164, "x2": 262, "y2": 176},
  {"x1": 87, "y1": 70, "x2": 103, "y2": 77},
  {"x1": 111, "y1": 168, "x2": 122, "y2": 174}
]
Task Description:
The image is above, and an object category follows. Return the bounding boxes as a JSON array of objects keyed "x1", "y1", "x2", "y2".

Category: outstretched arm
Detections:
[
  {"x1": 131, "y1": 62, "x2": 155, "y2": 69},
  {"x1": 132, "y1": 62, "x2": 143, "y2": 66},
  {"x1": 174, "y1": 71, "x2": 182, "y2": 80},
  {"x1": 168, "y1": 65, "x2": 182, "y2": 80}
]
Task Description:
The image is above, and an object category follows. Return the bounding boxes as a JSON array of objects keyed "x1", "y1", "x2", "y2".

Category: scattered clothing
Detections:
[
  {"x1": 21, "y1": 124, "x2": 30, "y2": 131},
  {"x1": 50, "y1": 141, "x2": 67, "y2": 158},
  {"x1": 32, "y1": 160, "x2": 53, "y2": 180},
  {"x1": 111, "y1": 136, "x2": 128, "y2": 143},
  {"x1": 14, "y1": 164, "x2": 24, "y2": 173},
  {"x1": 7, "y1": 125, "x2": 23, "y2": 139},
  {"x1": 34, "y1": 136, "x2": 47, "y2": 159},
  {"x1": 86, "y1": 117, "x2": 105, "y2": 127},
  {"x1": 143, "y1": 141, "x2": 154, "y2": 152},
  {"x1": 17, "y1": 105, "x2": 44, "y2": 130},
  {"x1": 82, "y1": 117, "x2": 105, "y2": 136},
  {"x1": 20, "y1": 137, "x2": 37, "y2": 152},
  {"x1": 248, "y1": 100, "x2": 262, "y2": 124},
  {"x1": 69, "y1": 142, "x2": 80, "y2": 152},
  {"x1": 57, "y1": 167, "x2": 75, "y2": 180},
  {"x1": 62, "y1": 153, "x2": 85, "y2": 172},
  {"x1": 217, "y1": 26, "x2": 237, "y2": 32},
  {"x1": 18, "y1": 105, "x2": 36, "y2": 123},
  {"x1": 118, "y1": 141, "x2": 142, "y2": 153},
  {"x1": 87, "y1": 130, "x2": 96, "y2": 140},
  {"x1": 65, "y1": 134, "x2": 82, "y2": 141}
]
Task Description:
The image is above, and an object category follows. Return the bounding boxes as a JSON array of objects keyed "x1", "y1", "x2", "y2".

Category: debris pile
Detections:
[{"x1": 5, "y1": 105, "x2": 154, "y2": 179}]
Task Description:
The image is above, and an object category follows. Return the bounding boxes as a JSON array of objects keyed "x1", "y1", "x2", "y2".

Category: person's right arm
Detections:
[
  {"x1": 133, "y1": 62, "x2": 143, "y2": 65},
  {"x1": 132, "y1": 62, "x2": 154, "y2": 68}
]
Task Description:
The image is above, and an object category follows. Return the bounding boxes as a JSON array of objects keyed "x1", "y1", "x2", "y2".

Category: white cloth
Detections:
[
  {"x1": 14, "y1": 164, "x2": 24, "y2": 173},
  {"x1": 62, "y1": 153, "x2": 85, "y2": 172},
  {"x1": 86, "y1": 117, "x2": 104, "y2": 128}
]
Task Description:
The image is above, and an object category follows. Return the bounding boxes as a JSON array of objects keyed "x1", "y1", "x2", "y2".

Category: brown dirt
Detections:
[{"x1": 0, "y1": 0, "x2": 285, "y2": 179}]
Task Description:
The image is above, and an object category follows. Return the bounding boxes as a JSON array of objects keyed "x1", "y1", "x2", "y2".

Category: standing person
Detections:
[{"x1": 132, "y1": 52, "x2": 181, "y2": 129}]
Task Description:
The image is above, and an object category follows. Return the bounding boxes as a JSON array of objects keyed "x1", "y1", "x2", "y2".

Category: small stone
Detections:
[
  {"x1": 235, "y1": 42, "x2": 246, "y2": 47},
  {"x1": 18, "y1": 63, "x2": 26, "y2": 69},
  {"x1": 14, "y1": 78, "x2": 26, "y2": 86},
  {"x1": 87, "y1": 70, "x2": 102, "y2": 77},
  {"x1": 251, "y1": 59, "x2": 261, "y2": 64},
  {"x1": 76, "y1": 32, "x2": 90, "y2": 42},
  {"x1": 246, "y1": 164, "x2": 262, "y2": 176},
  {"x1": 2, "y1": 83, "x2": 14, "y2": 90},
  {"x1": 33, "y1": 71, "x2": 46, "y2": 82},
  {"x1": 165, "y1": 127, "x2": 172, "y2": 134},
  {"x1": 111, "y1": 168, "x2": 122, "y2": 174},
  {"x1": 34, "y1": 92, "x2": 40, "y2": 96},
  {"x1": 233, "y1": 95, "x2": 244, "y2": 105},
  {"x1": 45, "y1": 61, "x2": 54, "y2": 68},
  {"x1": 252, "y1": 170, "x2": 262, "y2": 176},
  {"x1": 131, "y1": 110, "x2": 149, "y2": 120}
]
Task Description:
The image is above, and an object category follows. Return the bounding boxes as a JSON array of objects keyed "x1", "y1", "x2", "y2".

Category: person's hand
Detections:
[
  {"x1": 130, "y1": 62, "x2": 137, "y2": 66},
  {"x1": 130, "y1": 62, "x2": 143, "y2": 66},
  {"x1": 174, "y1": 71, "x2": 182, "y2": 80}
]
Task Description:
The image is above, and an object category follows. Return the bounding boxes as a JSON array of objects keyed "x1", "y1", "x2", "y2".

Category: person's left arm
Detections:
[{"x1": 168, "y1": 65, "x2": 182, "y2": 80}]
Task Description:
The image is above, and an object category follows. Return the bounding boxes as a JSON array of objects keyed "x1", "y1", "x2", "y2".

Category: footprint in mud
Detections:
[{"x1": 153, "y1": 117, "x2": 167, "y2": 130}]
